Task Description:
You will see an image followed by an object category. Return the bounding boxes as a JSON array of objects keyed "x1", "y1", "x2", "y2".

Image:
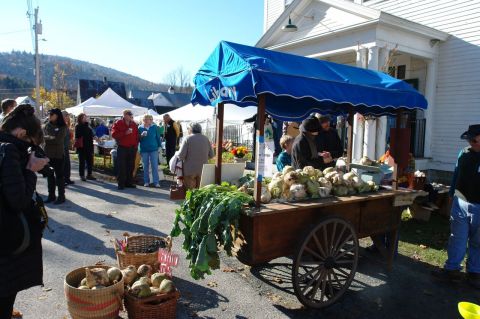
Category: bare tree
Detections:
[{"x1": 163, "y1": 66, "x2": 192, "y2": 93}]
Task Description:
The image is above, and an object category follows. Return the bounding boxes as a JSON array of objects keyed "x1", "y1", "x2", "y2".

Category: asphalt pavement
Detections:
[{"x1": 12, "y1": 163, "x2": 480, "y2": 318}]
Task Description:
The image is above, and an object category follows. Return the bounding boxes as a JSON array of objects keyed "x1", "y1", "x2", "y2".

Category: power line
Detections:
[{"x1": 0, "y1": 29, "x2": 28, "y2": 35}]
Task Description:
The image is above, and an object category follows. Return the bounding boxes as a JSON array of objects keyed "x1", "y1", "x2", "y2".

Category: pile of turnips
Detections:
[
  {"x1": 259, "y1": 165, "x2": 379, "y2": 204},
  {"x1": 123, "y1": 264, "x2": 175, "y2": 298},
  {"x1": 77, "y1": 266, "x2": 122, "y2": 290}
]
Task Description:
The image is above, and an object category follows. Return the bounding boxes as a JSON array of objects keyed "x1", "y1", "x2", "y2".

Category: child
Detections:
[{"x1": 276, "y1": 134, "x2": 294, "y2": 171}]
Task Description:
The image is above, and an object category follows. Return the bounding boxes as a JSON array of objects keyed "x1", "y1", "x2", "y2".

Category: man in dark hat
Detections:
[
  {"x1": 292, "y1": 117, "x2": 328, "y2": 169},
  {"x1": 432, "y1": 124, "x2": 480, "y2": 288},
  {"x1": 316, "y1": 114, "x2": 343, "y2": 168}
]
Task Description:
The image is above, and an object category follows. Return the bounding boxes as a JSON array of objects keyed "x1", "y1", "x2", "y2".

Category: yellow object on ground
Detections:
[
  {"x1": 133, "y1": 151, "x2": 141, "y2": 178},
  {"x1": 459, "y1": 302, "x2": 480, "y2": 319}
]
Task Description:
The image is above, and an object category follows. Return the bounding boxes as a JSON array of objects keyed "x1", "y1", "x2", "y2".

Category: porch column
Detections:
[
  {"x1": 353, "y1": 48, "x2": 368, "y2": 161},
  {"x1": 375, "y1": 47, "x2": 389, "y2": 159},
  {"x1": 363, "y1": 46, "x2": 379, "y2": 160},
  {"x1": 423, "y1": 58, "x2": 438, "y2": 158}
]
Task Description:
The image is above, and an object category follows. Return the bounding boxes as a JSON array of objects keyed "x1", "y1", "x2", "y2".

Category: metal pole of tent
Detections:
[
  {"x1": 346, "y1": 110, "x2": 354, "y2": 165},
  {"x1": 215, "y1": 103, "x2": 225, "y2": 185},
  {"x1": 254, "y1": 95, "x2": 266, "y2": 207}
]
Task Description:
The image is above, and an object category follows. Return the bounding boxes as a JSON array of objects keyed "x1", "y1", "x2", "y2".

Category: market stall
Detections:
[{"x1": 185, "y1": 41, "x2": 428, "y2": 308}]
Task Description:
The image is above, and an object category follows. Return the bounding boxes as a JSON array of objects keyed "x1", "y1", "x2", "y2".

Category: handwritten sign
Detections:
[{"x1": 158, "y1": 248, "x2": 179, "y2": 275}]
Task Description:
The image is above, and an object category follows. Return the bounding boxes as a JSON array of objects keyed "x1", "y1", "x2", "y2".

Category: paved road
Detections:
[{"x1": 13, "y1": 164, "x2": 480, "y2": 318}]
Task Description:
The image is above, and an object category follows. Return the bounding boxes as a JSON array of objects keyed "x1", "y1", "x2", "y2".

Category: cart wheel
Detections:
[{"x1": 292, "y1": 217, "x2": 358, "y2": 308}]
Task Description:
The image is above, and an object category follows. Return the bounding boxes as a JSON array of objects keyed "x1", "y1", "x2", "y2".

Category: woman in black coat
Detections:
[
  {"x1": 292, "y1": 117, "x2": 329, "y2": 170},
  {"x1": 0, "y1": 104, "x2": 49, "y2": 319},
  {"x1": 75, "y1": 113, "x2": 96, "y2": 181}
]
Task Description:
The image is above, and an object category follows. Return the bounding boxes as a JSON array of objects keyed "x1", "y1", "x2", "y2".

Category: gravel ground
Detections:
[{"x1": 12, "y1": 164, "x2": 480, "y2": 318}]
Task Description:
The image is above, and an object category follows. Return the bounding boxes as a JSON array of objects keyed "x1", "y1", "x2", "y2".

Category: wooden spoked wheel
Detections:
[{"x1": 292, "y1": 217, "x2": 359, "y2": 308}]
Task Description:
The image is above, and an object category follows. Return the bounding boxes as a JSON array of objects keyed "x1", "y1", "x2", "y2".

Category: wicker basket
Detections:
[
  {"x1": 64, "y1": 265, "x2": 124, "y2": 319},
  {"x1": 115, "y1": 234, "x2": 172, "y2": 269},
  {"x1": 124, "y1": 289, "x2": 180, "y2": 319}
]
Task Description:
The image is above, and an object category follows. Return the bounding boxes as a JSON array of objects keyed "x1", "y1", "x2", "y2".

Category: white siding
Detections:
[
  {"x1": 264, "y1": 0, "x2": 287, "y2": 32},
  {"x1": 368, "y1": 0, "x2": 480, "y2": 169}
]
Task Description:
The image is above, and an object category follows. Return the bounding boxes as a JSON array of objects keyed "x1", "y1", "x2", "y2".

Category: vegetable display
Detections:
[
  {"x1": 170, "y1": 184, "x2": 254, "y2": 280},
  {"x1": 123, "y1": 263, "x2": 176, "y2": 298},
  {"x1": 77, "y1": 266, "x2": 122, "y2": 290}
]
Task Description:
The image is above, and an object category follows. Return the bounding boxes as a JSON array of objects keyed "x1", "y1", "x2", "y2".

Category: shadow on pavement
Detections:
[
  {"x1": 67, "y1": 183, "x2": 158, "y2": 207},
  {"x1": 57, "y1": 201, "x2": 167, "y2": 237},
  {"x1": 173, "y1": 276, "x2": 229, "y2": 318},
  {"x1": 248, "y1": 249, "x2": 480, "y2": 319},
  {"x1": 44, "y1": 216, "x2": 112, "y2": 256}
]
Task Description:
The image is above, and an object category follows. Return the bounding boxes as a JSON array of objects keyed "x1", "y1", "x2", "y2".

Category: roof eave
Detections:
[{"x1": 379, "y1": 12, "x2": 449, "y2": 41}]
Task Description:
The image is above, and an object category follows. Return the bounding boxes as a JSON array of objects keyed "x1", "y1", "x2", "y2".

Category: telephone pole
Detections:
[{"x1": 33, "y1": 7, "x2": 42, "y2": 116}]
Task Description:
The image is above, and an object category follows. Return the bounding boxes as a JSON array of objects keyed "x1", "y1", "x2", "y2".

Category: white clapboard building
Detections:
[{"x1": 259, "y1": 0, "x2": 480, "y2": 181}]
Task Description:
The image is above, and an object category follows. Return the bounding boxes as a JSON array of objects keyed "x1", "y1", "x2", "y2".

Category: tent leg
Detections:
[
  {"x1": 254, "y1": 95, "x2": 266, "y2": 208},
  {"x1": 346, "y1": 110, "x2": 354, "y2": 165},
  {"x1": 215, "y1": 103, "x2": 224, "y2": 185}
]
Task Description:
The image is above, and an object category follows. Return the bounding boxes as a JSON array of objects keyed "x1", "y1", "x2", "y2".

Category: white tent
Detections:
[
  {"x1": 66, "y1": 88, "x2": 147, "y2": 117},
  {"x1": 160, "y1": 103, "x2": 257, "y2": 124},
  {"x1": 133, "y1": 109, "x2": 160, "y2": 123}
]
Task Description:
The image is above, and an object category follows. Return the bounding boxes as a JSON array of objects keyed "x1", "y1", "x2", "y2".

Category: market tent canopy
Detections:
[
  {"x1": 191, "y1": 41, "x2": 428, "y2": 121},
  {"x1": 160, "y1": 103, "x2": 257, "y2": 124},
  {"x1": 66, "y1": 88, "x2": 147, "y2": 117},
  {"x1": 134, "y1": 108, "x2": 160, "y2": 122}
]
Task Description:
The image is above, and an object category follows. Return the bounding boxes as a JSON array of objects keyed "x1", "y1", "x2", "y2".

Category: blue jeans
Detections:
[
  {"x1": 141, "y1": 151, "x2": 159, "y2": 185},
  {"x1": 445, "y1": 196, "x2": 480, "y2": 273}
]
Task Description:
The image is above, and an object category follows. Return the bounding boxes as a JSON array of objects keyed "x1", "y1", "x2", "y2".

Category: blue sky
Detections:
[{"x1": 0, "y1": 0, "x2": 264, "y2": 83}]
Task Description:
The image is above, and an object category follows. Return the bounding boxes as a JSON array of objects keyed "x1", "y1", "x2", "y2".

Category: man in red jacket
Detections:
[{"x1": 112, "y1": 109, "x2": 139, "y2": 189}]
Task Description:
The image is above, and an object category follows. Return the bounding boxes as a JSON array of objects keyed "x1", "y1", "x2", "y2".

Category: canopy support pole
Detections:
[
  {"x1": 346, "y1": 110, "x2": 354, "y2": 165},
  {"x1": 215, "y1": 102, "x2": 224, "y2": 185},
  {"x1": 254, "y1": 95, "x2": 266, "y2": 208}
]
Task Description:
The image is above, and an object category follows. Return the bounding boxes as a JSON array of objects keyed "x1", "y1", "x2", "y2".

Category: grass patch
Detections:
[{"x1": 397, "y1": 209, "x2": 450, "y2": 267}]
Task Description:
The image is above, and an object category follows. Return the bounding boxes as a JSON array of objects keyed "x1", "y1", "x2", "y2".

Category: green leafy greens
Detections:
[{"x1": 170, "y1": 184, "x2": 253, "y2": 280}]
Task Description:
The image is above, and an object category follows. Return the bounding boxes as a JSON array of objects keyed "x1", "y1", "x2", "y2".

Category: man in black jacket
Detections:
[
  {"x1": 433, "y1": 124, "x2": 480, "y2": 288},
  {"x1": 316, "y1": 115, "x2": 343, "y2": 166}
]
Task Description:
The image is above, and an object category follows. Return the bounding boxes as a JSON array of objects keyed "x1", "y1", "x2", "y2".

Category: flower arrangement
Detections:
[{"x1": 231, "y1": 146, "x2": 248, "y2": 158}]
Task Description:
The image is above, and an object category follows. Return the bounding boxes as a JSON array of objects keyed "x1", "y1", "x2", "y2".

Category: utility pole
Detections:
[{"x1": 34, "y1": 7, "x2": 42, "y2": 116}]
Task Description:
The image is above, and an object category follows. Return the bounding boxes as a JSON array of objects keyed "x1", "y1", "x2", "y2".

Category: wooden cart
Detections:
[{"x1": 234, "y1": 189, "x2": 420, "y2": 309}]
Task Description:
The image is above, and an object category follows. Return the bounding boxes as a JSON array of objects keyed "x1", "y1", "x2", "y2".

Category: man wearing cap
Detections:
[
  {"x1": 292, "y1": 118, "x2": 328, "y2": 169},
  {"x1": 112, "y1": 109, "x2": 139, "y2": 190},
  {"x1": 316, "y1": 115, "x2": 343, "y2": 168},
  {"x1": 433, "y1": 124, "x2": 480, "y2": 288}
]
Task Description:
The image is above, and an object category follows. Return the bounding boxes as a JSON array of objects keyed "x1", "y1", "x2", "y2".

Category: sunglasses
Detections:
[{"x1": 125, "y1": 113, "x2": 133, "y2": 116}]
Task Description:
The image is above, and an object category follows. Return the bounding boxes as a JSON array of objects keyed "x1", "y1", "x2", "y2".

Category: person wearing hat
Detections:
[
  {"x1": 292, "y1": 117, "x2": 328, "y2": 169},
  {"x1": 43, "y1": 108, "x2": 67, "y2": 204},
  {"x1": 432, "y1": 124, "x2": 480, "y2": 288},
  {"x1": 316, "y1": 115, "x2": 343, "y2": 168}
]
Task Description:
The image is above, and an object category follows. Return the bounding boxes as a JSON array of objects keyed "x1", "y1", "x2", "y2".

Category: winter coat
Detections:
[
  {"x1": 178, "y1": 133, "x2": 214, "y2": 176},
  {"x1": 316, "y1": 128, "x2": 343, "y2": 159},
  {"x1": 0, "y1": 132, "x2": 43, "y2": 297},
  {"x1": 291, "y1": 128, "x2": 325, "y2": 170},
  {"x1": 112, "y1": 119, "x2": 139, "y2": 148},
  {"x1": 75, "y1": 122, "x2": 94, "y2": 153},
  {"x1": 138, "y1": 124, "x2": 161, "y2": 153},
  {"x1": 164, "y1": 119, "x2": 179, "y2": 147},
  {"x1": 44, "y1": 122, "x2": 67, "y2": 159}
]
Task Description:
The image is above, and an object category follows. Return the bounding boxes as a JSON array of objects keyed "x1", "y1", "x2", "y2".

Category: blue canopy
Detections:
[{"x1": 191, "y1": 41, "x2": 428, "y2": 121}]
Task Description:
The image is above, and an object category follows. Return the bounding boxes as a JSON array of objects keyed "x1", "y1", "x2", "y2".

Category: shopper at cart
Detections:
[
  {"x1": 75, "y1": 113, "x2": 96, "y2": 182},
  {"x1": 276, "y1": 134, "x2": 294, "y2": 171},
  {"x1": 316, "y1": 115, "x2": 343, "y2": 165},
  {"x1": 43, "y1": 108, "x2": 67, "y2": 204},
  {"x1": 138, "y1": 114, "x2": 161, "y2": 187},
  {"x1": 292, "y1": 117, "x2": 330, "y2": 170},
  {"x1": 112, "y1": 109, "x2": 139, "y2": 190},
  {"x1": 178, "y1": 122, "x2": 214, "y2": 189},
  {"x1": 95, "y1": 120, "x2": 109, "y2": 138},
  {"x1": 432, "y1": 124, "x2": 480, "y2": 288}
]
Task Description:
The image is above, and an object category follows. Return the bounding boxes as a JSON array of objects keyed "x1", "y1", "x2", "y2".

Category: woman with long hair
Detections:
[
  {"x1": 0, "y1": 104, "x2": 49, "y2": 319},
  {"x1": 75, "y1": 113, "x2": 96, "y2": 182},
  {"x1": 43, "y1": 108, "x2": 67, "y2": 204}
]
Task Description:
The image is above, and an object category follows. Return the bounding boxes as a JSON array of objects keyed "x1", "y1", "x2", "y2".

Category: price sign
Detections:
[{"x1": 158, "y1": 248, "x2": 179, "y2": 276}]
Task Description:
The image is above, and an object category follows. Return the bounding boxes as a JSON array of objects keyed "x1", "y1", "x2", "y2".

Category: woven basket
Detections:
[
  {"x1": 124, "y1": 289, "x2": 180, "y2": 319},
  {"x1": 64, "y1": 265, "x2": 124, "y2": 319},
  {"x1": 115, "y1": 234, "x2": 172, "y2": 269}
]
